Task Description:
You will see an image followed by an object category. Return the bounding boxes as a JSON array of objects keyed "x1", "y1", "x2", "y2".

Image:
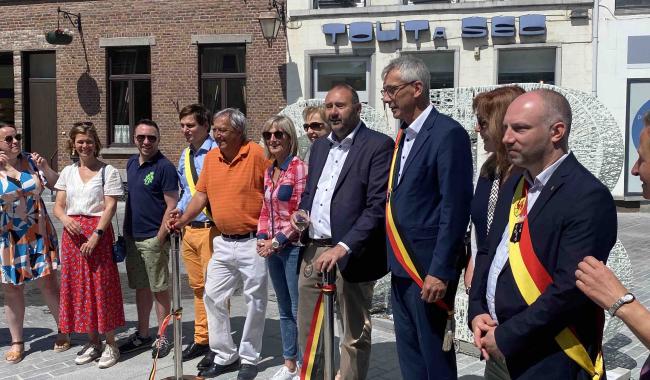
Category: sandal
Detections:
[
  {"x1": 54, "y1": 332, "x2": 71, "y2": 352},
  {"x1": 4, "y1": 341, "x2": 24, "y2": 364}
]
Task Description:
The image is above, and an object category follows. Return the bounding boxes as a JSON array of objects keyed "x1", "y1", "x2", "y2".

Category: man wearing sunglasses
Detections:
[
  {"x1": 381, "y1": 56, "x2": 473, "y2": 380},
  {"x1": 121, "y1": 119, "x2": 178, "y2": 359}
]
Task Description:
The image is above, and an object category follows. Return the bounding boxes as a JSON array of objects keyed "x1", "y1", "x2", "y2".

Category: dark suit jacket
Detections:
[
  {"x1": 299, "y1": 122, "x2": 394, "y2": 282},
  {"x1": 387, "y1": 107, "x2": 473, "y2": 288},
  {"x1": 468, "y1": 153, "x2": 617, "y2": 379}
]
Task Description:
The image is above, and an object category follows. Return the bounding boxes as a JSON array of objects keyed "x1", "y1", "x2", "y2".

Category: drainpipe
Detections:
[{"x1": 592, "y1": 0, "x2": 599, "y2": 97}]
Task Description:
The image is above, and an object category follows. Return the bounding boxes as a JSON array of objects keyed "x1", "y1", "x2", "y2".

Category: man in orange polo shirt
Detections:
[{"x1": 169, "y1": 108, "x2": 270, "y2": 380}]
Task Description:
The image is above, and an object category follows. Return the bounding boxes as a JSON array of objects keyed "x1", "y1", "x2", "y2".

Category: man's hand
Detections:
[
  {"x1": 576, "y1": 256, "x2": 628, "y2": 310},
  {"x1": 166, "y1": 208, "x2": 184, "y2": 232},
  {"x1": 471, "y1": 313, "x2": 497, "y2": 359},
  {"x1": 480, "y1": 326, "x2": 504, "y2": 361},
  {"x1": 421, "y1": 275, "x2": 448, "y2": 303},
  {"x1": 315, "y1": 244, "x2": 347, "y2": 272}
]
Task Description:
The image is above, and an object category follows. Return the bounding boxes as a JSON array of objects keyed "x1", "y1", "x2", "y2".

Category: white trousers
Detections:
[{"x1": 204, "y1": 236, "x2": 268, "y2": 365}]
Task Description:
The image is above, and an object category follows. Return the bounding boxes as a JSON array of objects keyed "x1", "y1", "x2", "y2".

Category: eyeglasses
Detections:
[
  {"x1": 135, "y1": 134, "x2": 158, "y2": 143},
  {"x1": 3, "y1": 134, "x2": 22, "y2": 144},
  {"x1": 380, "y1": 81, "x2": 417, "y2": 98},
  {"x1": 303, "y1": 122, "x2": 325, "y2": 132},
  {"x1": 262, "y1": 131, "x2": 285, "y2": 140},
  {"x1": 74, "y1": 121, "x2": 94, "y2": 127}
]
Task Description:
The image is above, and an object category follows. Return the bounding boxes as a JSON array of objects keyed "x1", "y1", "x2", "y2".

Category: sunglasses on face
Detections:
[
  {"x1": 135, "y1": 134, "x2": 158, "y2": 143},
  {"x1": 303, "y1": 122, "x2": 325, "y2": 132},
  {"x1": 3, "y1": 134, "x2": 22, "y2": 144},
  {"x1": 262, "y1": 131, "x2": 285, "y2": 140}
]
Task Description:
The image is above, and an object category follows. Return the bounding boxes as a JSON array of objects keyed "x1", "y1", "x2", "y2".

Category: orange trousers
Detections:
[{"x1": 182, "y1": 226, "x2": 218, "y2": 345}]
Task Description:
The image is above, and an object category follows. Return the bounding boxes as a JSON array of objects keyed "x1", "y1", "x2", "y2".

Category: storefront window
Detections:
[
  {"x1": 403, "y1": 51, "x2": 455, "y2": 89},
  {"x1": 107, "y1": 46, "x2": 151, "y2": 145},
  {"x1": 313, "y1": 57, "x2": 369, "y2": 103},
  {"x1": 498, "y1": 48, "x2": 556, "y2": 85},
  {"x1": 0, "y1": 53, "x2": 14, "y2": 125},
  {"x1": 616, "y1": 0, "x2": 650, "y2": 10},
  {"x1": 200, "y1": 45, "x2": 247, "y2": 115}
]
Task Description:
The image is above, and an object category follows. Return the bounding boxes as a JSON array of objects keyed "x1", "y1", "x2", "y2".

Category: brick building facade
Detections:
[{"x1": 0, "y1": 0, "x2": 287, "y2": 170}]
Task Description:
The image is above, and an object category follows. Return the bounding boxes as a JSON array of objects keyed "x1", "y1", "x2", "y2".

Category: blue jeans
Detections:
[{"x1": 267, "y1": 245, "x2": 301, "y2": 361}]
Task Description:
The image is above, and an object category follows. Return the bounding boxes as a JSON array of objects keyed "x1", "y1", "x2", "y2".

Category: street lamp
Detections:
[{"x1": 258, "y1": 0, "x2": 286, "y2": 45}]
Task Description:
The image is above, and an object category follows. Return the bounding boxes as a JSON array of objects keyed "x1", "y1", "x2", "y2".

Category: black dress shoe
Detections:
[
  {"x1": 182, "y1": 342, "x2": 209, "y2": 361},
  {"x1": 237, "y1": 364, "x2": 258, "y2": 380},
  {"x1": 198, "y1": 360, "x2": 240, "y2": 378},
  {"x1": 197, "y1": 351, "x2": 216, "y2": 371}
]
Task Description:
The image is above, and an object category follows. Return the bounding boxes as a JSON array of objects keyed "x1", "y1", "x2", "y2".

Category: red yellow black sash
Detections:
[
  {"x1": 508, "y1": 177, "x2": 603, "y2": 379},
  {"x1": 184, "y1": 148, "x2": 212, "y2": 219},
  {"x1": 385, "y1": 131, "x2": 455, "y2": 351},
  {"x1": 300, "y1": 292, "x2": 326, "y2": 380}
]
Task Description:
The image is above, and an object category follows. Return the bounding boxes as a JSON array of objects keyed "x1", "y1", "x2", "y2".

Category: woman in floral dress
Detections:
[
  {"x1": 53, "y1": 122, "x2": 125, "y2": 369},
  {"x1": 0, "y1": 122, "x2": 67, "y2": 364}
]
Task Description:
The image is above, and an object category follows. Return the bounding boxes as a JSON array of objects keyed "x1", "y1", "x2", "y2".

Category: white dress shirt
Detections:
[
  {"x1": 398, "y1": 104, "x2": 433, "y2": 183},
  {"x1": 309, "y1": 122, "x2": 362, "y2": 253},
  {"x1": 486, "y1": 152, "x2": 569, "y2": 323}
]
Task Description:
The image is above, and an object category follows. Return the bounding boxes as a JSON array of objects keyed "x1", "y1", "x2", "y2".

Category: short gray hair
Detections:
[
  {"x1": 214, "y1": 108, "x2": 247, "y2": 141},
  {"x1": 381, "y1": 55, "x2": 431, "y2": 99}
]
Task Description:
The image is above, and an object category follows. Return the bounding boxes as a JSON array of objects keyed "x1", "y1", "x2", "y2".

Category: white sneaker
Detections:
[
  {"x1": 74, "y1": 343, "x2": 102, "y2": 365},
  {"x1": 271, "y1": 365, "x2": 299, "y2": 380},
  {"x1": 97, "y1": 343, "x2": 120, "y2": 369}
]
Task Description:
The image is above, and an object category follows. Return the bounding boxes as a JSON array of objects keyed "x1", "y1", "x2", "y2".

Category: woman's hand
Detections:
[
  {"x1": 62, "y1": 216, "x2": 83, "y2": 235},
  {"x1": 257, "y1": 239, "x2": 274, "y2": 257},
  {"x1": 30, "y1": 152, "x2": 50, "y2": 171},
  {"x1": 576, "y1": 256, "x2": 628, "y2": 310},
  {"x1": 0, "y1": 152, "x2": 7, "y2": 168},
  {"x1": 79, "y1": 233, "x2": 100, "y2": 257}
]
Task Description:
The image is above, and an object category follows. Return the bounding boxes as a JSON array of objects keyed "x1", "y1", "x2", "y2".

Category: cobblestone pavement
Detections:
[{"x1": 0, "y1": 203, "x2": 647, "y2": 379}]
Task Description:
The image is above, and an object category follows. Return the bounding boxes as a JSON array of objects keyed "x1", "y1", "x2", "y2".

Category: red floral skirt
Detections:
[{"x1": 58, "y1": 215, "x2": 125, "y2": 334}]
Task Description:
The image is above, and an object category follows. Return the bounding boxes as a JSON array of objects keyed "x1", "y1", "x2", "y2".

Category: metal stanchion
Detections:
[
  {"x1": 322, "y1": 270, "x2": 336, "y2": 380},
  {"x1": 162, "y1": 232, "x2": 199, "y2": 380}
]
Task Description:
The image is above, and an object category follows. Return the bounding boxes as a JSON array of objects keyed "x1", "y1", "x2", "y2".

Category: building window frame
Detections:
[
  {"x1": 398, "y1": 47, "x2": 460, "y2": 89},
  {"x1": 198, "y1": 44, "x2": 247, "y2": 116},
  {"x1": 313, "y1": 0, "x2": 366, "y2": 9},
  {"x1": 106, "y1": 46, "x2": 151, "y2": 147},
  {"x1": 494, "y1": 44, "x2": 562, "y2": 86}
]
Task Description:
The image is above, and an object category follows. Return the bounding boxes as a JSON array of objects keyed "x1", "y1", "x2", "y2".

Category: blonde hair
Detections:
[
  {"x1": 302, "y1": 106, "x2": 328, "y2": 125},
  {"x1": 262, "y1": 115, "x2": 298, "y2": 159},
  {"x1": 68, "y1": 122, "x2": 102, "y2": 157}
]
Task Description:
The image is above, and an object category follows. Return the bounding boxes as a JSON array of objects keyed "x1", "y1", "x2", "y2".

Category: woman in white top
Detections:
[{"x1": 53, "y1": 122, "x2": 125, "y2": 369}]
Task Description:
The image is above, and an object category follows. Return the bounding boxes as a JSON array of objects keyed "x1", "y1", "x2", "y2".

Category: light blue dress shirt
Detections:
[{"x1": 177, "y1": 136, "x2": 218, "y2": 222}]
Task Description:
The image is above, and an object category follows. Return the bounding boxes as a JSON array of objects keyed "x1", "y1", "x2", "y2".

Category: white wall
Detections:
[{"x1": 597, "y1": 0, "x2": 650, "y2": 197}]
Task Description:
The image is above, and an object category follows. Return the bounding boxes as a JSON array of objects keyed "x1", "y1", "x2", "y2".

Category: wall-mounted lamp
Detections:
[
  {"x1": 45, "y1": 7, "x2": 82, "y2": 45},
  {"x1": 258, "y1": 0, "x2": 286, "y2": 45}
]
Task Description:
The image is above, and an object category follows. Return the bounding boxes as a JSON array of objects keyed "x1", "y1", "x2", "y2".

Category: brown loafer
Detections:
[
  {"x1": 54, "y1": 334, "x2": 71, "y2": 352},
  {"x1": 4, "y1": 341, "x2": 24, "y2": 364}
]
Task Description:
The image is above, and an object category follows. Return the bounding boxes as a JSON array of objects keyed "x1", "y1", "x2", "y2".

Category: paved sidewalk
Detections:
[{"x1": 0, "y1": 204, "x2": 647, "y2": 379}]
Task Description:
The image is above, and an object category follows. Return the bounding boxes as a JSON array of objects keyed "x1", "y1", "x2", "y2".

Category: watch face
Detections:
[{"x1": 623, "y1": 293, "x2": 635, "y2": 303}]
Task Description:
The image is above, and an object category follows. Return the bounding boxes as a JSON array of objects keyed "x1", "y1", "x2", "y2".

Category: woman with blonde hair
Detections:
[
  {"x1": 301, "y1": 106, "x2": 331, "y2": 162},
  {"x1": 0, "y1": 122, "x2": 65, "y2": 364},
  {"x1": 256, "y1": 115, "x2": 307, "y2": 380},
  {"x1": 53, "y1": 122, "x2": 125, "y2": 369}
]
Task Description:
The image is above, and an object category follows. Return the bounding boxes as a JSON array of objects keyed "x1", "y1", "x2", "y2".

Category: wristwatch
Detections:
[
  {"x1": 608, "y1": 292, "x2": 635, "y2": 317},
  {"x1": 94, "y1": 229, "x2": 104, "y2": 236},
  {"x1": 271, "y1": 238, "x2": 280, "y2": 250}
]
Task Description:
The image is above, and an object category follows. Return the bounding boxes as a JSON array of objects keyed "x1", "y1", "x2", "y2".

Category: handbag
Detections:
[{"x1": 101, "y1": 166, "x2": 126, "y2": 263}]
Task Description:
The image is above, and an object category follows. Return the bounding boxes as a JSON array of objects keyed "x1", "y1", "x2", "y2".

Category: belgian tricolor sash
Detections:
[
  {"x1": 386, "y1": 130, "x2": 455, "y2": 351},
  {"x1": 300, "y1": 283, "x2": 335, "y2": 380},
  {"x1": 184, "y1": 148, "x2": 212, "y2": 220},
  {"x1": 508, "y1": 177, "x2": 603, "y2": 379}
]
